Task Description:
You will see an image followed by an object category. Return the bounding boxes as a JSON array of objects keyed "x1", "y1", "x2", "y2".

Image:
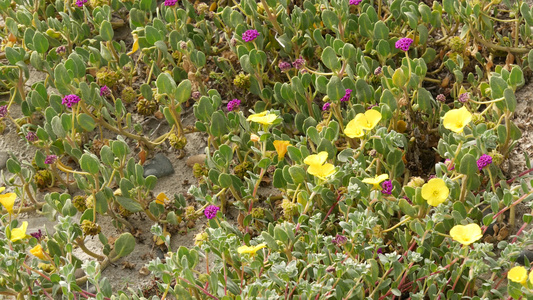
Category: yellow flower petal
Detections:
[
  {"x1": 362, "y1": 174, "x2": 389, "y2": 185},
  {"x1": 307, "y1": 163, "x2": 336, "y2": 180},
  {"x1": 508, "y1": 266, "x2": 528, "y2": 285},
  {"x1": 0, "y1": 192, "x2": 16, "y2": 214},
  {"x1": 155, "y1": 192, "x2": 168, "y2": 205},
  {"x1": 345, "y1": 117, "x2": 366, "y2": 138},
  {"x1": 0, "y1": 187, "x2": 5, "y2": 193},
  {"x1": 443, "y1": 106, "x2": 472, "y2": 133},
  {"x1": 30, "y1": 244, "x2": 47, "y2": 260},
  {"x1": 364, "y1": 109, "x2": 382, "y2": 130},
  {"x1": 127, "y1": 34, "x2": 139, "y2": 55},
  {"x1": 304, "y1": 152, "x2": 328, "y2": 166},
  {"x1": 237, "y1": 243, "x2": 266, "y2": 256},
  {"x1": 449, "y1": 223, "x2": 482, "y2": 245},
  {"x1": 247, "y1": 111, "x2": 278, "y2": 125},
  {"x1": 273, "y1": 140, "x2": 291, "y2": 160},
  {"x1": 10, "y1": 221, "x2": 28, "y2": 242},
  {"x1": 421, "y1": 178, "x2": 449, "y2": 206}
]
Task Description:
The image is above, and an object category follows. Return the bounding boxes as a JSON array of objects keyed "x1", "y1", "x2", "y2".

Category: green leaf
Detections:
[
  {"x1": 145, "y1": 26, "x2": 161, "y2": 46},
  {"x1": 32, "y1": 32, "x2": 49, "y2": 54},
  {"x1": 327, "y1": 76, "x2": 344, "y2": 101},
  {"x1": 416, "y1": 88, "x2": 434, "y2": 113},
  {"x1": 321, "y1": 47, "x2": 340, "y2": 71},
  {"x1": 175, "y1": 79, "x2": 192, "y2": 103},
  {"x1": 100, "y1": 21, "x2": 114, "y2": 41},
  {"x1": 503, "y1": 88, "x2": 517, "y2": 112},
  {"x1": 458, "y1": 154, "x2": 477, "y2": 177},
  {"x1": 79, "y1": 153, "x2": 100, "y2": 175},
  {"x1": 373, "y1": 21, "x2": 389, "y2": 40},
  {"x1": 321, "y1": 10, "x2": 338, "y2": 30},
  {"x1": 113, "y1": 233, "x2": 136, "y2": 258},
  {"x1": 355, "y1": 79, "x2": 372, "y2": 103},
  {"x1": 218, "y1": 173, "x2": 232, "y2": 188},
  {"x1": 490, "y1": 76, "x2": 507, "y2": 99},
  {"x1": 288, "y1": 166, "x2": 306, "y2": 184},
  {"x1": 392, "y1": 68, "x2": 407, "y2": 87},
  {"x1": 116, "y1": 196, "x2": 143, "y2": 213},
  {"x1": 399, "y1": 198, "x2": 416, "y2": 217},
  {"x1": 377, "y1": 40, "x2": 390, "y2": 57},
  {"x1": 77, "y1": 113, "x2": 96, "y2": 132},
  {"x1": 156, "y1": 73, "x2": 177, "y2": 96},
  {"x1": 6, "y1": 158, "x2": 21, "y2": 174}
]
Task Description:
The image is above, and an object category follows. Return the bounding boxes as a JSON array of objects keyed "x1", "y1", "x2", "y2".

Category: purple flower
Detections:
[
  {"x1": 30, "y1": 229, "x2": 44, "y2": 240},
  {"x1": 381, "y1": 180, "x2": 392, "y2": 195},
  {"x1": 204, "y1": 205, "x2": 220, "y2": 219},
  {"x1": 278, "y1": 61, "x2": 291, "y2": 72},
  {"x1": 192, "y1": 91, "x2": 201, "y2": 100},
  {"x1": 164, "y1": 0, "x2": 177, "y2": 6},
  {"x1": 292, "y1": 57, "x2": 305, "y2": 70},
  {"x1": 0, "y1": 105, "x2": 7, "y2": 118},
  {"x1": 340, "y1": 89, "x2": 352, "y2": 102},
  {"x1": 76, "y1": 0, "x2": 87, "y2": 7},
  {"x1": 62, "y1": 94, "x2": 81, "y2": 109},
  {"x1": 45, "y1": 155, "x2": 57, "y2": 165},
  {"x1": 395, "y1": 38, "x2": 413, "y2": 52},
  {"x1": 477, "y1": 154, "x2": 492, "y2": 171},
  {"x1": 404, "y1": 196, "x2": 412, "y2": 204},
  {"x1": 377, "y1": 248, "x2": 383, "y2": 254},
  {"x1": 436, "y1": 94, "x2": 446, "y2": 102},
  {"x1": 242, "y1": 30, "x2": 259, "y2": 42},
  {"x1": 374, "y1": 67, "x2": 382, "y2": 76},
  {"x1": 26, "y1": 131, "x2": 38, "y2": 142},
  {"x1": 227, "y1": 99, "x2": 241, "y2": 111},
  {"x1": 322, "y1": 102, "x2": 331, "y2": 111},
  {"x1": 56, "y1": 46, "x2": 66, "y2": 55},
  {"x1": 332, "y1": 234, "x2": 347, "y2": 246},
  {"x1": 349, "y1": 0, "x2": 362, "y2": 5},
  {"x1": 100, "y1": 85, "x2": 111, "y2": 97},
  {"x1": 458, "y1": 93, "x2": 470, "y2": 103}
]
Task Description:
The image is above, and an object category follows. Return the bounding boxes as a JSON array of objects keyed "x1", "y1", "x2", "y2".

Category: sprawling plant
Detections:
[{"x1": 1, "y1": 0, "x2": 533, "y2": 298}]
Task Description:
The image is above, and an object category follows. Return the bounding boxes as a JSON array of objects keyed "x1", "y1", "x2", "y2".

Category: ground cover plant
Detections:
[{"x1": 1, "y1": 0, "x2": 533, "y2": 298}]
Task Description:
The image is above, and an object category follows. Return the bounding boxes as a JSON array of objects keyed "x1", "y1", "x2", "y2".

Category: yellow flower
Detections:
[
  {"x1": 345, "y1": 110, "x2": 382, "y2": 138},
  {"x1": 127, "y1": 34, "x2": 139, "y2": 55},
  {"x1": 273, "y1": 140, "x2": 291, "y2": 160},
  {"x1": 247, "y1": 111, "x2": 278, "y2": 125},
  {"x1": 0, "y1": 187, "x2": 16, "y2": 214},
  {"x1": 155, "y1": 192, "x2": 168, "y2": 205},
  {"x1": 30, "y1": 244, "x2": 47, "y2": 260},
  {"x1": 362, "y1": 174, "x2": 389, "y2": 189},
  {"x1": 508, "y1": 266, "x2": 528, "y2": 285},
  {"x1": 449, "y1": 223, "x2": 482, "y2": 245},
  {"x1": 237, "y1": 243, "x2": 266, "y2": 256},
  {"x1": 307, "y1": 163, "x2": 336, "y2": 180},
  {"x1": 304, "y1": 151, "x2": 328, "y2": 166},
  {"x1": 10, "y1": 221, "x2": 28, "y2": 242},
  {"x1": 421, "y1": 178, "x2": 449, "y2": 206},
  {"x1": 304, "y1": 152, "x2": 336, "y2": 180},
  {"x1": 443, "y1": 106, "x2": 472, "y2": 133}
]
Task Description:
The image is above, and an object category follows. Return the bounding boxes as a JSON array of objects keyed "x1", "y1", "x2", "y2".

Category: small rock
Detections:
[
  {"x1": 0, "y1": 151, "x2": 8, "y2": 170},
  {"x1": 186, "y1": 154, "x2": 207, "y2": 167},
  {"x1": 143, "y1": 153, "x2": 174, "y2": 178},
  {"x1": 517, "y1": 249, "x2": 533, "y2": 266}
]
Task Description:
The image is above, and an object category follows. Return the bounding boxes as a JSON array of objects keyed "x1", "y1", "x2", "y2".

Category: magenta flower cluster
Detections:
[
  {"x1": 332, "y1": 234, "x2": 347, "y2": 246},
  {"x1": 30, "y1": 229, "x2": 44, "y2": 240},
  {"x1": 278, "y1": 61, "x2": 291, "y2": 72},
  {"x1": 340, "y1": 89, "x2": 352, "y2": 102},
  {"x1": 477, "y1": 154, "x2": 492, "y2": 170},
  {"x1": 349, "y1": 0, "x2": 362, "y2": 5},
  {"x1": 381, "y1": 180, "x2": 393, "y2": 195},
  {"x1": 374, "y1": 66, "x2": 382, "y2": 76},
  {"x1": 76, "y1": 0, "x2": 87, "y2": 7},
  {"x1": 242, "y1": 30, "x2": 259, "y2": 42},
  {"x1": 292, "y1": 57, "x2": 305, "y2": 70},
  {"x1": 164, "y1": 0, "x2": 178, "y2": 6},
  {"x1": 322, "y1": 102, "x2": 331, "y2": 111},
  {"x1": 204, "y1": 205, "x2": 220, "y2": 219},
  {"x1": 227, "y1": 99, "x2": 241, "y2": 111},
  {"x1": 45, "y1": 155, "x2": 57, "y2": 165},
  {"x1": 0, "y1": 105, "x2": 7, "y2": 118},
  {"x1": 100, "y1": 85, "x2": 111, "y2": 97},
  {"x1": 436, "y1": 94, "x2": 446, "y2": 102},
  {"x1": 26, "y1": 132, "x2": 38, "y2": 142},
  {"x1": 62, "y1": 94, "x2": 81, "y2": 109},
  {"x1": 395, "y1": 38, "x2": 413, "y2": 51},
  {"x1": 458, "y1": 93, "x2": 470, "y2": 103}
]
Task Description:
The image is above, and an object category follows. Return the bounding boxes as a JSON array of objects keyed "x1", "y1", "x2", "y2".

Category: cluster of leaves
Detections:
[{"x1": 1, "y1": 0, "x2": 533, "y2": 298}]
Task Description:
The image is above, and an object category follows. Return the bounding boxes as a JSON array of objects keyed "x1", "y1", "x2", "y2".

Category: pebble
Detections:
[
  {"x1": 517, "y1": 249, "x2": 533, "y2": 266},
  {"x1": 143, "y1": 153, "x2": 175, "y2": 178},
  {"x1": 185, "y1": 154, "x2": 206, "y2": 167},
  {"x1": 0, "y1": 151, "x2": 8, "y2": 170}
]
